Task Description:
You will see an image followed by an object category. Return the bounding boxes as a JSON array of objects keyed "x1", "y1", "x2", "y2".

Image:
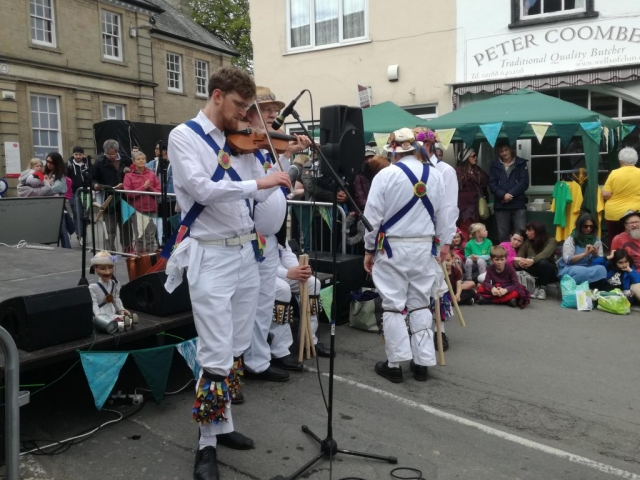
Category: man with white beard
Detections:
[{"x1": 611, "y1": 210, "x2": 640, "y2": 271}]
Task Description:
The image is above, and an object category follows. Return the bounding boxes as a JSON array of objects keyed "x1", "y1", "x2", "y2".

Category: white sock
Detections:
[
  {"x1": 199, "y1": 432, "x2": 217, "y2": 449},
  {"x1": 440, "y1": 322, "x2": 446, "y2": 333},
  {"x1": 387, "y1": 361, "x2": 399, "y2": 368}
]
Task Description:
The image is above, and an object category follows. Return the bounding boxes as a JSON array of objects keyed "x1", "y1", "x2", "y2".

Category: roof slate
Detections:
[{"x1": 148, "y1": 0, "x2": 238, "y2": 56}]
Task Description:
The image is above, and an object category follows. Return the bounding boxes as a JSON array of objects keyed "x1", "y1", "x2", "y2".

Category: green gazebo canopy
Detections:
[
  {"x1": 427, "y1": 89, "x2": 631, "y2": 216},
  {"x1": 361, "y1": 101, "x2": 431, "y2": 139}
]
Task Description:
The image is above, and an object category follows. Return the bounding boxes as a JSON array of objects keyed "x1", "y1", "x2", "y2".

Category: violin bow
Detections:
[{"x1": 252, "y1": 99, "x2": 286, "y2": 172}]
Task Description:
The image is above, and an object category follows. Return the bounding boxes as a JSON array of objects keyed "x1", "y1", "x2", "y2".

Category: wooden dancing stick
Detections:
[
  {"x1": 440, "y1": 261, "x2": 466, "y2": 328},
  {"x1": 434, "y1": 298, "x2": 445, "y2": 366},
  {"x1": 298, "y1": 255, "x2": 311, "y2": 361}
]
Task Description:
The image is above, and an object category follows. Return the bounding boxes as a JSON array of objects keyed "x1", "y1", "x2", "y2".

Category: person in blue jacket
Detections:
[
  {"x1": 606, "y1": 249, "x2": 640, "y2": 302},
  {"x1": 489, "y1": 141, "x2": 529, "y2": 243}
]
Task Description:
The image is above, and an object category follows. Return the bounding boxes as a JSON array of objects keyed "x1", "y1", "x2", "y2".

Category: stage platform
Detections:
[{"x1": 0, "y1": 245, "x2": 193, "y2": 372}]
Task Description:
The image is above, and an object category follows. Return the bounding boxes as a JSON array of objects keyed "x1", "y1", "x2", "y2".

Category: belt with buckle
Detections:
[
  {"x1": 197, "y1": 233, "x2": 255, "y2": 247},
  {"x1": 386, "y1": 235, "x2": 433, "y2": 243}
]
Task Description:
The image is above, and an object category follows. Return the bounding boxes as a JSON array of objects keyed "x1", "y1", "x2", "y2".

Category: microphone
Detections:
[{"x1": 271, "y1": 90, "x2": 305, "y2": 130}]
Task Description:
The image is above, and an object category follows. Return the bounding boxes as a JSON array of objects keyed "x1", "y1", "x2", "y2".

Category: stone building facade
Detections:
[{"x1": 0, "y1": 0, "x2": 235, "y2": 194}]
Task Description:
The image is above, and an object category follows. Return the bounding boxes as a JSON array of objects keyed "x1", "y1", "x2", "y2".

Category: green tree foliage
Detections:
[{"x1": 190, "y1": 0, "x2": 253, "y2": 73}]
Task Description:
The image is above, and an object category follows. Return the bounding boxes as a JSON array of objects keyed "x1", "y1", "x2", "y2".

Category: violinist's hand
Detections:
[
  {"x1": 256, "y1": 172, "x2": 291, "y2": 190},
  {"x1": 283, "y1": 134, "x2": 312, "y2": 159}
]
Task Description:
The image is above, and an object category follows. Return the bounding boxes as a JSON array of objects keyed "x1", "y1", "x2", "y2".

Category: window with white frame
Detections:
[
  {"x1": 288, "y1": 0, "x2": 367, "y2": 52},
  {"x1": 30, "y1": 94, "x2": 62, "y2": 160},
  {"x1": 167, "y1": 53, "x2": 183, "y2": 93},
  {"x1": 30, "y1": 0, "x2": 56, "y2": 47},
  {"x1": 524, "y1": 89, "x2": 640, "y2": 190},
  {"x1": 511, "y1": 0, "x2": 597, "y2": 26},
  {"x1": 101, "y1": 11, "x2": 122, "y2": 61},
  {"x1": 404, "y1": 104, "x2": 438, "y2": 120},
  {"x1": 102, "y1": 103, "x2": 126, "y2": 120},
  {"x1": 195, "y1": 60, "x2": 209, "y2": 97}
]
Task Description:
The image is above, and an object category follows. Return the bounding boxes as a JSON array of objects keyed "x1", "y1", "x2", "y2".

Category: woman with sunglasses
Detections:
[
  {"x1": 455, "y1": 147, "x2": 488, "y2": 240},
  {"x1": 556, "y1": 213, "x2": 607, "y2": 289}
]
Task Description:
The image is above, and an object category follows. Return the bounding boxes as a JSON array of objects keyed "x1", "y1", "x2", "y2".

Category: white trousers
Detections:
[
  {"x1": 372, "y1": 242, "x2": 437, "y2": 367},
  {"x1": 244, "y1": 236, "x2": 280, "y2": 373},
  {"x1": 183, "y1": 239, "x2": 259, "y2": 443}
]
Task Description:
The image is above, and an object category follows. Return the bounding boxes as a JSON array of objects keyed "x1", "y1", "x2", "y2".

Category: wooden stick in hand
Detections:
[
  {"x1": 440, "y1": 261, "x2": 466, "y2": 328},
  {"x1": 434, "y1": 297, "x2": 445, "y2": 366}
]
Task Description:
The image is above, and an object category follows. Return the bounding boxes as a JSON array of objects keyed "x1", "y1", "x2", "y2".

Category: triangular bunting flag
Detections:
[
  {"x1": 320, "y1": 286, "x2": 334, "y2": 324},
  {"x1": 580, "y1": 121, "x2": 602, "y2": 145},
  {"x1": 479, "y1": 122, "x2": 503, "y2": 148},
  {"x1": 456, "y1": 125, "x2": 479, "y2": 147},
  {"x1": 373, "y1": 133, "x2": 389, "y2": 153},
  {"x1": 80, "y1": 352, "x2": 129, "y2": 410},
  {"x1": 620, "y1": 124, "x2": 636, "y2": 140},
  {"x1": 554, "y1": 124, "x2": 580, "y2": 148},
  {"x1": 132, "y1": 345, "x2": 175, "y2": 403},
  {"x1": 503, "y1": 123, "x2": 527, "y2": 146},
  {"x1": 120, "y1": 199, "x2": 137, "y2": 224},
  {"x1": 529, "y1": 122, "x2": 551, "y2": 144},
  {"x1": 176, "y1": 338, "x2": 201, "y2": 379},
  {"x1": 436, "y1": 129, "x2": 456, "y2": 151}
]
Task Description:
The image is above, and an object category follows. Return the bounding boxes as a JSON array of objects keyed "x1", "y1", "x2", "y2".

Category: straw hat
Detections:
[{"x1": 250, "y1": 86, "x2": 285, "y2": 110}]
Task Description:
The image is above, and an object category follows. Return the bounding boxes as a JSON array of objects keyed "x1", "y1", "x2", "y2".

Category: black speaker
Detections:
[
  {"x1": 319, "y1": 105, "x2": 365, "y2": 178},
  {"x1": 0, "y1": 286, "x2": 94, "y2": 351},
  {"x1": 309, "y1": 252, "x2": 366, "y2": 325},
  {"x1": 120, "y1": 271, "x2": 191, "y2": 317}
]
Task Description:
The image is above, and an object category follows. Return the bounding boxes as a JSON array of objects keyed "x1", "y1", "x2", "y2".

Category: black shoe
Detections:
[
  {"x1": 315, "y1": 342, "x2": 335, "y2": 358},
  {"x1": 374, "y1": 361, "x2": 403, "y2": 383},
  {"x1": 217, "y1": 431, "x2": 254, "y2": 450},
  {"x1": 194, "y1": 446, "x2": 219, "y2": 480},
  {"x1": 507, "y1": 298, "x2": 518, "y2": 308},
  {"x1": 433, "y1": 332, "x2": 449, "y2": 352},
  {"x1": 230, "y1": 389, "x2": 244, "y2": 405},
  {"x1": 409, "y1": 360, "x2": 428, "y2": 382},
  {"x1": 244, "y1": 364, "x2": 290, "y2": 382},
  {"x1": 271, "y1": 354, "x2": 304, "y2": 372}
]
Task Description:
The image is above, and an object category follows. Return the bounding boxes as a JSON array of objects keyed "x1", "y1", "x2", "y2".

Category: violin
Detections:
[{"x1": 226, "y1": 127, "x2": 300, "y2": 155}]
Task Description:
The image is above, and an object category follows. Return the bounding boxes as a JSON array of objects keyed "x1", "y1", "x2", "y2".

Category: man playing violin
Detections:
[
  {"x1": 166, "y1": 67, "x2": 291, "y2": 480},
  {"x1": 243, "y1": 86, "x2": 313, "y2": 382}
]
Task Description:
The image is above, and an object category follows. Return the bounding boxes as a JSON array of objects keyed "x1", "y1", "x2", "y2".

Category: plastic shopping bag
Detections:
[
  {"x1": 560, "y1": 274, "x2": 590, "y2": 309},
  {"x1": 596, "y1": 289, "x2": 631, "y2": 315}
]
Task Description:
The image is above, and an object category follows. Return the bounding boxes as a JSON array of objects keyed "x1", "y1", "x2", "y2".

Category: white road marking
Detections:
[{"x1": 309, "y1": 368, "x2": 640, "y2": 480}]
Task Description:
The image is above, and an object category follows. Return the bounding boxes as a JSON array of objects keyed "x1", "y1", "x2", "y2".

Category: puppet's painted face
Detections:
[{"x1": 95, "y1": 264, "x2": 114, "y2": 282}]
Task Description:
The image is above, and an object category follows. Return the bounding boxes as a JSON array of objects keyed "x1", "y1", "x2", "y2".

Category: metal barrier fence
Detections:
[
  {"x1": 1, "y1": 326, "x2": 20, "y2": 480},
  {"x1": 84, "y1": 191, "x2": 347, "y2": 256}
]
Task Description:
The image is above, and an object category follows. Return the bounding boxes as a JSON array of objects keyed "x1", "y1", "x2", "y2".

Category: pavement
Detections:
[{"x1": 6, "y1": 295, "x2": 640, "y2": 480}]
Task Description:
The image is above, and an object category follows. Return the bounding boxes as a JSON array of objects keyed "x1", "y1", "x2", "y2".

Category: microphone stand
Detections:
[
  {"x1": 78, "y1": 155, "x2": 95, "y2": 284},
  {"x1": 271, "y1": 110, "x2": 396, "y2": 480}
]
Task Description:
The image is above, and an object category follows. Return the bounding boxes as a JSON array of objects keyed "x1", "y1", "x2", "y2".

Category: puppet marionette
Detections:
[{"x1": 89, "y1": 251, "x2": 138, "y2": 331}]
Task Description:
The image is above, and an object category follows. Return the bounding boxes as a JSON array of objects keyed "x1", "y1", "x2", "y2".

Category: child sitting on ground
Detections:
[
  {"x1": 17, "y1": 158, "x2": 51, "y2": 197},
  {"x1": 451, "y1": 228, "x2": 466, "y2": 264},
  {"x1": 476, "y1": 245, "x2": 531, "y2": 308},
  {"x1": 464, "y1": 223, "x2": 492, "y2": 281},
  {"x1": 444, "y1": 249, "x2": 476, "y2": 305},
  {"x1": 499, "y1": 229, "x2": 525, "y2": 267},
  {"x1": 605, "y1": 249, "x2": 640, "y2": 303}
]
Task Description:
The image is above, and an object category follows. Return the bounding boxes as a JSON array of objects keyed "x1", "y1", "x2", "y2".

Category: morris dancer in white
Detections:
[
  {"x1": 243, "y1": 87, "x2": 312, "y2": 383},
  {"x1": 165, "y1": 66, "x2": 290, "y2": 480},
  {"x1": 271, "y1": 240, "x2": 333, "y2": 358},
  {"x1": 363, "y1": 128, "x2": 447, "y2": 383},
  {"x1": 416, "y1": 129, "x2": 459, "y2": 351}
]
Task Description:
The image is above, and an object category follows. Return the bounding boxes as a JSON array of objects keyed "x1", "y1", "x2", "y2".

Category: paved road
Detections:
[{"x1": 11, "y1": 298, "x2": 640, "y2": 479}]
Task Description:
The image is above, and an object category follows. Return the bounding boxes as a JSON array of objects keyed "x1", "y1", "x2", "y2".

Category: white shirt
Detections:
[
  {"x1": 277, "y1": 241, "x2": 299, "y2": 279},
  {"x1": 363, "y1": 155, "x2": 446, "y2": 251},
  {"x1": 254, "y1": 149, "x2": 290, "y2": 235},
  {"x1": 89, "y1": 278, "x2": 124, "y2": 318},
  {"x1": 431, "y1": 154, "x2": 459, "y2": 245},
  {"x1": 167, "y1": 111, "x2": 279, "y2": 240}
]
